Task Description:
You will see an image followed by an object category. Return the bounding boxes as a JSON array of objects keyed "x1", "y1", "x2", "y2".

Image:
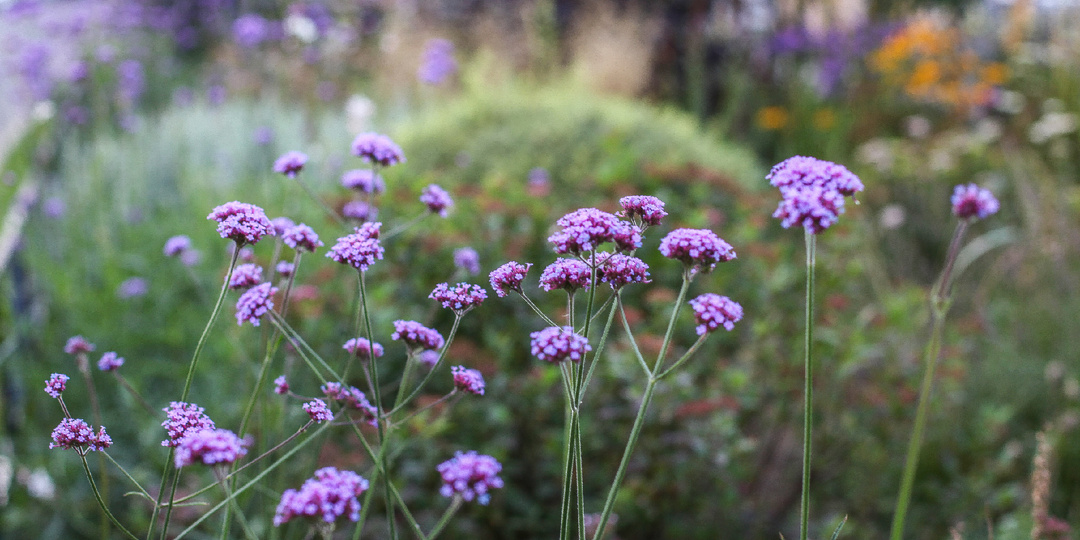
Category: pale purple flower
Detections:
[
  {"x1": 351, "y1": 132, "x2": 405, "y2": 167},
  {"x1": 420, "y1": 184, "x2": 453, "y2": 217},
  {"x1": 548, "y1": 208, "x2": 639, "y2": 254},
  {"x1": 276, "y1": 261, "x2": 295, "y2": 277},
  {"x1": 273, "y1": 151, "x2": 308, "y2": 178},
  {"x1": 539, "y1": 259, "x2": 591, "y2": 293},
  {"x1": 229, "y1": 264, "x2": 264, "y2": 290},
  {"x1": 232, "y1": 14, "x2": 270, "y2": 48},
  {"x1": 772, "y1": 184, "x2": 846, "y2": 233},
  {"x1": 326, "y1": 226, "x2": 384, "y2": 271},
  {"x1": 321, "y1": 383, "x2": 377, "y2": 425},
  {"x1": 161, "y1": 402, "x2": 216, "y2": 447},
  {"x1": 768, "y1": 156, "x2": 864, "y2": 234},
  {"x1": 355, "y1": 221, "x2": 381, "y2": 240},
  {"x1": 689, "y1": 294, "x2": 744, "y2": 334},
  {"x1": 659, "y1": 229, "x2": 736, "y2": 272},
  {"x1": 208, "y1": 201, "x2": 274, "y2": 245},
  {"x1": 271, "y1": 217, "x2": 296, "y2": 237},
  {"x1": 42, "y1": 197, "x2": 65, "y2": 219},
  {"x1": 418, "y1": 350, "x2": 440, "y2": 368},
  {"x1": 618, "y1": 195, "x2": 667, "y2": 226},
  {"x1": 951, "y1": 184, "x2": 1000, "y2": 220},
  {"x1": 50, "y1": 418, "x2": 112, "y2": 453},
  {"x1": 273, "y1": 467, "x2": 369, "y2": 526},
  {"x1": 429, "y1": 282, "x2": 487, "y2": 312},
  {"x1": 235, "y1": 282, "x2": 278, "y2": 326},
  {"x1": 163, "y1": 235, "x2": 192, "y2": 257},
  {"x1": 391, "y1": 320, "x2": 444, "y2": 351},
  {"x1": 451, "y1": 366, "x2": 485, "y2": 395},
  {"x1": 181, "y1": 249, "x2": 202, "y2": 267},
  {"x1": 437, "y1": 451, "x2": 504, "y2": 505},
  {"x1": 174, "y1": 428, "x2": 249, "y2": 468},
  {"x1": 595, "y1": 253, "x2": 651, "y2": 289},
  {"x1": 45, "y1": 373, "x2": 69, "y2": 399},
  {"x1": 117, "y1": 277, "x2": 148, "y2": 299},
  {"x1": 342, "y1": 200, "x2": 378, "y2": 222},
  {"x1": 453, "y1": 247, "x2": 480, "y2": 275},
  {"x1": 274, "y1": 375, "x2": 289, "y2": 395},
  {"x1": 303, "y1": 399, "x2": 334, "y2": 424},
  {"x1": 238, "y1": 246, "x2": 256, "y2": 262},
  {"x1": 97, "y1": 352, "x2": 124, "y2": 372},
  {"x1": 530, "y1": 326, "x2": 591, "y2": 363},
  {"x1": 116, "y1": 60, "x2": 144, "y2": 104},
  {"x1": 254, "y1": 126, "x2": 274, "y2": 146},
  {"x1": 489, "y1": 262, "x2": 532, "y2": 297},
  {"x1": 343, "y1": 338, "x2": 384, "y2": 360},
  {"x1": 418, "y1": 38, "x2": 457, "y2": 85},
  {"x1": 282, "y1": 223, "x2": 323, "y2": 252},
  {"x1": 341, "y1": 169, "x2": 385, "y2": 193},
  {"x1": 64, "y1": 336, "x2": 95, "y2": 355}
]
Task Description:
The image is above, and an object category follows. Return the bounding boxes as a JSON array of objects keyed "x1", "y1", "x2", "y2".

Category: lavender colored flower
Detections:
[
  {"x1": 343, "y1": 338, "x2": 384, "y2": 360},
  {"x1": 418, "y1": 38, "x2": 457, "y2": 85},
  {"x1": 232, "y1": 13, "x2": 270, "y2": 48},
  {"x1": 772, "y1": 184, "x2": 846, "y2": 234},
  {"x1": 273, "y1": 151, "x2": 309, "y2": 178},
  {"x1": 274, "y1": 375, "x2": 289, "y2": 395},
  {"x1": 341, "y1": 169, "x2": 385, "y2": 193},
  {"x1": 282, "y1": 223, "x2": 323, "y2": 252},
  {"x1": 391, "y1": 320, "x2": 444, "y2": 351},
  {"x1": 271, "y1": 217, "x2": 296, "y2": 237},
  {"x1": 229, "y1": 264, "x2": 264, "y2": 290},
  {"x1": 659, "y1": 229, "x2": 736, "y2": 272},
  {"x1": 303, "y1": 399, "x2": 334, "y2": 424},
  {"x1": 321, "y1": 383, "x2": 377, "y2": 425},
  {"x1": 548, "y1": 208, "x2": 638, "y2": 255},
  {"x1": 530, "y1": 326, "x2": 591, "y2": 363},
  {"x1": 951, "y1": 184, "x2": 1000, "y2": 220},
  {"x1": 420, "y1": 184, "x2": 453, "y2": 217},
  {"x1": 326, "y1": 226, "x2": 384, "y2": 271},
  {"x1": 117, "y1": 277, "x2": 148, "y2": 299},
  {"x1": 238, "y1": 246, "x2": 256, "y2": 262},
  {"x1": 351, "y1": 132, "x2": 405, "y2": 167},
  {"x1": 116, "y1": 59, "x2": 144, "y2": 104},
  {"x1": 355, "y1": 221, "x2": 381, "y2": 240},
  {"x1": 453, "y1": 247, "x2": 480, "y2": 275},
  {"x1": 429, "y1": 282, "x2": 488, "y2": 312},
  {"x1": 539, "y1": 259, "x2": 592, "y2": 293},
  {"x1": 489, "y1": 261, "x2": 532, "y2": 297},
  {"x1": 235, "y1": 282, "x2": 278, "y2": 326},
  {"x1": 612, "y1": 223, "x2": 643, "y2": 252},
  {"x1": 97, "y1": 352, "x2": 124, "y2": 372},
  {"x1": 618, "y1": 195, "x2": 667, "y2": 226},
  {"x1": 595, "y1": 253, "x2": 651, "y2": 289},
  {"x1": 418, "y1": 350, "x2": 440, "y2": 368},
  {"x1": 208, "y1": 201, "x2": 274, "y2": 245},
  {"x1": 50, "y1": 418, "x2": 112, "y2": 453},
  {"x1": 342, "y1": 200, "x2": 379, "y2": 222},
  {"x1": 276, "y1": 261, "x2": 295, "y2": 277},
  {"x1": 451, "y1": 366, "x2": 485, "y2": 395},
  {"x1": 254, "y1": 126, "x2": 274, "y2": 146},
  {"x1": 42, "y1": 197, "x2": 65, "y2": 219},
  {"x1": 273, "y1": 467, "x2": 369, "y2": 526},
  {"x1": 181, "y1": 249, "x2": 202, "y2": 267},
  {"x1": 161, "y1": 402, "x2": 216, "y2": 447},
  {"x1": 64, "y1": 336, "x2": 95, "y2": 355},
  {"x1": 174, "y1": 428, "x2": 249, "y2": 468},
  {"x1": 767, "y1": 155, "x2": 864, "y2": 196},
  {"x1": 689, "y1": 294, "x2": 744, "y2": 334},
  {"x1": 45, "y1": 373, "x2": 68, "y2": 399},
  {"x1": 163, "y1": 235, "x2": 192, "y2": 257},
  {"x1": 437, "y1": 451, "x2": 504, "y2": 505}
]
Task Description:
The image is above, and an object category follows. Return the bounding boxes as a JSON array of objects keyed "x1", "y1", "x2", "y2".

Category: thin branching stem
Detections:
[{"x1": 799, "y1": 232, "x2": 817, "y2": 540}]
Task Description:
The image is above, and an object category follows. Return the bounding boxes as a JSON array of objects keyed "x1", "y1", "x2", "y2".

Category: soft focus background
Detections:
[{"x1": 1, "y1": 0, "x2": 1078, "y2": 538}]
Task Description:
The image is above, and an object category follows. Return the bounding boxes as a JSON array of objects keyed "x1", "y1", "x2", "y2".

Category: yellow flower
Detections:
[
  {"x1": 981, "y1": 62, "x2": 1009, "y2": 85},
  {"x1": 812, "y1": 109, "x2": 836, "y2": 131},
  {"x1": 756, "y1": 106, "x2": 790, "y2": 131}
]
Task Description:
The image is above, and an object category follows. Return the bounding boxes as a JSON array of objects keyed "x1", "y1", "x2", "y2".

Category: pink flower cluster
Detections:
[
  {"x1": 235, "y1": 282, "x2": 278, "y2": 326},
  {"x1": 451, "y1": 366, "x2": 485, "y2": 395},
  {"x1": 618, "y1": 195, "x2": 667, "y2": 226},
  {"x1": 689, "y1": 293, "x2": 744, "y2": 334},
  {"x1": 281, "y1": 223, "x2": 323, "y2": 252},
  {"x1": 391, "y1": 320, "x2": 444, "y2": 351},
  {"x1": 326, "y1": 223, "x2": 384, "y2": 272},
  {"x1": 50, "y1": 418, "x2": 112, "y2": 453},
  {"x1": 659, "y1": 228, "x2": 736, "y2": 273},
  {"x1": 436, "y1": 451, "x2": 504, "y2": 505},
  {"x1": 539, "y1": 259, "x2": 591, "y2": 293},
  {"x1": 207, "y1": 201, "x2": 274, "y2": 245},
  {"x1": 351, "y1": 132, "x2": 405, "y2": 167},
  {"x1": 530, "y1": 326, "x2": 591, "y2": 363},
  {"x1": 174, "y1": 428, "x2": 249, "y2": 468},
  {"x1": 343, "y1": 337, "x2": 384, "y2": 360},
  {"x1": 273, "y1": 467, "x2": 370, "y2": 526},
  {"x1": 489, "y1": 261, "x2": 531, "y2": 297},
  {"x1": 768, "y1": 155, "x2": 864, "y2": 234},
  {"x1": 548, "y1": 208, "x2": 640, "y2": 255},
  {"x1": 429, "y1": 282, "x2": 488, "y2": 312}
]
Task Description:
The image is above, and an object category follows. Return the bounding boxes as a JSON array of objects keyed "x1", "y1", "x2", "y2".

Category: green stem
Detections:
[
  {"x1": 217, "y1": 472, "x2": 258, "y2": 540},
  {"x1": 113, "y1": 372, "x2": 154, "y2": 414},
  {"x1": 577, "y1": 297, "x2": 620, "y2": 405},
  {"x1": 295, "y1": 177, "x2": 346, "y2": 227},
  {"x1": 427, "y1": 497, "x2": 463, "y2": 540},
  {"x1": 387, "y1": 316, "x2": 462, "y2": 416},
  {"x1": 101, "y1": 451, "x2": 153, "y2": 501},
  {"x1": 652, "y1": 273, "x2": 693, "y2": 373},
  {"x1": 79, "y1": 453, "x2": 139, "y2": 540},
  {"x1": 799, "y1": 231, "x2": 816, "y2": 540},
  {"x1": 383, "y1": 213, "x2": 430, "y2": 239},
  {"x1": 617, "y1": 295, "x2": 652, "y2": 376},
  {"x1": 358, "y1": 273, "x2": 397, "y2": 540},
  {"x1": 656, "y1": 334, "x2": 709, "y2": 380},
  {"x1": 388, "y1": 392, "x2": 459, "y2": 431},
  {"x1": 516, "y1": 291, "x2": 559, "y2": 327},
  {"x1": 394, "y1": 351, "x2": 419, "y2": 410}
]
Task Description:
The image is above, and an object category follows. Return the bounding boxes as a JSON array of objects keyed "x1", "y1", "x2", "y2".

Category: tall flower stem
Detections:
[
  {"x1": 799, "y1": 231, "x2": 817, "y2": 540},
  {"x1": 79, "y1": 453, "x2": 139, "y2": 540},
  {"x1": 357, "y1": 272, "x2": 397, "y2": 540},
  {"x1": 76, "y1": 353, "x2": 109, "y2": 538},
  {"x1": 295, "y1": 177, "x2": 346, "y2": 227}
]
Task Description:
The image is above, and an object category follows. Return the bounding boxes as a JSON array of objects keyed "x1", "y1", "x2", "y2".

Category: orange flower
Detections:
[
  {"x1": 755, "y1": 106, "x2": 790, "y2": 130},
  {"x1": 812, "y1": 108, "x2": 836, "y2": 131}
]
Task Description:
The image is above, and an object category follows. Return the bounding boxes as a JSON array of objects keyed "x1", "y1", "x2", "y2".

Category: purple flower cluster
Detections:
[
  {"x1": 235, "y1": 282, "x2": 278, "y2": 326},
  {"x1": 117, "y1": 277, "x2": 149, "y2": 299},
  {"x1": 689, "y1": 294, "x2": 744, "y2": 334},
  {"x1": 281, "y1": 223, "x2": 323, "y2": 252},
  {"x1": 342, "y1": 200, "x2": 379, "y2": 222},
  {"x1": 489, "y1": 261, "x2": 532, "y2": 297},
  {"x1": 326, "y1": 224, "x2": 384, "y2": 272},
  {"x1": 303, "y1": 399, "x2": 334, "y2": 424},
  {"x1": 64, "y1": 336, "x2": 95, "y2": 355},
  {"x1": 276, "y1": 261, "x2": 295, "y2": 277},
  {"x1": 174, "y1": 428, "x2": 249, "y2": 468},
  {"x1": 274, "y1": 375, "x2": 289, "y2": 395},
  {"x1": 659, "y1": 229, "x2": 736, "y2": 272},
  {"x1": 420, "y1": 184, "x2": 454, "y2": 217},
  {"x1": 321, "y1": 383, "x2": 378, "y2": 425},
  {"x1": 273, "y1": 151, "x2": 308, "y2": 178},
  {"x1": 391, "y1": 320, "x2": 445, "y2": 351},
  {"x1": 341, "y1": 169, "x2": 385, "y2": 194},
  {"x1": 768, "y1": 156, "x2": 864, "y2": 234},
  {"x1": 418, "y1": 38, "x2": 458, "y2": 85},
  {"x1": 97, "y1": 352, "x2": 124, "y2": 372},
  {"x1": 45, "y1": 373, "x2": 69, "y2": 399},
  {"x1": 548, "y1": 208, "x2": 640, "y2": 255},
  {"x1": 232, "y1": 13, "x2": 272, "y2": 48},
  {"x1": 343, "y1": 338, "x2": 384, "y2": 360},
  {"x1": 229, "y1": 264, "x2": 264, "y2": 290},
  {"x1": 50, "y1": 418, "x2": 112, "y2": 453},
  {"x1": 273, "y1": 467, "x2": 370, "y2": 526},
  {"x1": 418, "y1": 350, "x2": 440, "y2": 368},
  {"x1": 351, "y1": 133, "x2": 405, "y2": 167},
  {"x1": 208, "y1": 201, "x2": 274, "y2": 245},
  {"x1": 453, "y1": 247, "x2": 480, "y2": 275},
  {"x1": 163, "y1": 235, "x2": 192, "y2": 257},
  {"x1": 595, "y1": 253, "x2": 651, "y2": 289},
  {"x1": 530, "y1": 326, "x2": 591, "y2": 363},
  {"x1": 437, "y1": 451, "x2": 504, "y2": 505},
  {"x1": 451, "y1": 366, "x2": 485, "y2": 395},
  {"x1": 539, "y1": 259, "x2": 592, "y2": 293},
  {"x1": 951, "y1": 184, "x2": 1000, "y2": 220},
  {"x1": 429, "y1": 282, "x2": 488, "y2": 312},
  {"x1": 271, "y1": 217, "x2": 295, "y2": 237},
  {"x1": 618, "y1": 195, "x2": 667, "y2": 226},
  {"x1": 161, "y1": 402, "x2": 216, "y2": 447}
]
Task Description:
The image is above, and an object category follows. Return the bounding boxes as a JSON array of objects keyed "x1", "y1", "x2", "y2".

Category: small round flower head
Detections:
[
  {"x1": 64, "y1": 336, "x2": 95, "y2": 355},
  {"x1": 429, "y1": 282, "x2": 488, "y2": 312},
  {"x1": 273, "y1": 151, "x2": 308, "y2": 178},
  {"x1": 453, "y1": 247, "x2": 480, "y2": 275},
  {"x1": 326, "y1": 226, "x2": 385, "y2": 272},
  {"x1": 208, "y1": 201, "x2": 274, "y2": 245},
  {"x1": 45, "y1": 373, "x2": 69, "y2": 398},
  {"x1": 281, "y1": 223, "x2": 323, "y2": 252},
  {"x1": 303, "y1": 399, "x2": 334, "y2": 424},
  {"x1": 238, "y1": 246, "x2": 256, "y2": 262},
  {"x1": 951, "y1": 183, "x2": 1000, "y2": 220},
  {"x1": 767, "y1": 155, "x2": 864, "y2": 196},
  {"x1": 181, "y1": 249, "x2": 202, "y2": 267},
  {"x1": 548, "y1": 208, "x2": 626, "y2": 254},
  {"x1": 50, "y1": 418, "x2": 112, "y2": 452},
  {"x1": 174, "y1": 428, "x2": 249, "y2": 468},
  {"x1": 117, "y1": 277, "x2": 149, "y2": 299},
  {"x1": 595, "y1": 253, "x2": 651, "y2": 289},
  {"x1": 418, "y1": 349, "x2": 440, "y2": 368},
  {"x1": 612, "y1": 224, "x2": 643, "y2": 252},
  {"x1": 97, "y1": 352, "x2": 124, "y2": 372},
  {"x1": 273, "y1": 375, "x2": 289, "y2": 395},
  {"x1": 451, "y1": 366, "x2": 485, "y2": 395},
  {"x1": 321, "y1": 383, "x2": 378, "y2": 426},
  {"x1": 342, "y1": 200, "x2": 379, "y2": 222},
  {"x1": 659, "y1": 229, "x2": 736, "y2": 272},
  {"x1": 161, "y1": 402, "x2": 216, "y2": 447},
  {"x1": 271, "y1": 216, "x2": 296, "y2": 237},
  {"x1": 351, "y1": 132, "x2": 405, "y2": 167},
  {"x1": 618, "y1": 195, "x2": 668, "y2": 226},
  {"x1": 163, "y1": 235, "x2": 192, "y2": 257},
  {"x1": 420, "y1": 184, "x2": 454, "y2": 217},
  {"x1": 343, "y1": 338, "x2": 385, "y2": 361},
  {"x1": 530, "y1": 326, "x2": 591, "y2": 363},
  {"x1": 539, "y1": 259, "x2": 592, "y2": 293},
  {"x1": 235, "y1": 282, "x2": 278, "y2": 326},
  {"x1": 689, "y1": 293, "x2": 744, "y2": 334},
  {"x1": 437, "y1": 451, "x2": 504, "y2": 505},
  {"x1": 418, "y1": 38, "x2": 457, "y2": 85},
  {"x1": 391, "y1": 320, "x2": 445, "y2": 351},
  {"x1": 341, "y1": 169, "x2": 385, "y2": 194},
  {"x1": 229, "y1": 263, "x2": 264, "y2": 290},
  {"x1": 489, "y1": 261, "x2": 532, "y2": 297},
  {"x1": 273, "y1": 467, "x2": 370, "y2": 526},
  {"x1": 276, "y1": 260, "x2": 295, "y2": 277},
  {"x1": 772, "y1": 184, "x2": 846, "y2": 234}
]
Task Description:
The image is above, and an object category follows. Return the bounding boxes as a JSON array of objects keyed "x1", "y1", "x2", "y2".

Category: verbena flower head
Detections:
[
  {"x1": 161, "y1": 402, "x2": 215, "y2": 447},
  {"x1": 391, "y1": 320, "x2": 444, "y2": 351},
  {"x1": 771, "y1": 184, "x2": 846, "y2": 234},
  {"x1": 437, "y1": 451, "x2": 504, "y2": 505},
  {"x1": 420, "y1": 184, "x2": 454, "y2": 217},
  {"x1": 689, "y1": 293, "x2": 744, "y2": 334},
  {"x1": 207, "y1": 201, "x2": 274, "y2": 245},
  {"x1": 303, "y1": 398, "x2": 334, "y2": 424},
  {"x1": 595, "y1": 252, "x2": 651, "y2": 289},
  {"x1": 271, "y1": 217, "x2": 296, "y2": 237},
  {"x1": 768, "y1": 156, "x2": 864, "y2": 234},
  {"x1": 238, "y1": 246, "x2": 256, "y2": 262},
  {"x1": 274, "y1": 375, "x2": 289, "y2": 395},
  {"x1": 320, "y1": 383, "x2": 377, "y2": 426},
  {"x1": 45, "y1": 373, "x2": 69, "y2": 398},
  {"x1": 342, "y1": 338, "x2": 384, "y2": 361},
  {"x1": 163, "y1": 235, "x2": 192, "y2": 257},
  {"x1": 276, "y1": 261, "x2": 295, "y2": 277},
  {"x1": 97, "y1": 352, "x2": 124, "y2": 372},
  {"x1": 342, "y1": 200, "x2": 379, "y2": 222},
  {"x1": 341, "y1": 169, "x2": 385, "y2": 194},
  {"x1": 418, "y1": 38, "x2": 457, "y2": 85},
  {"x1": 618, "y1": 195, "x2": 668, "y2": 226},
  {"x1": 453, "y1": 247, "x2": 480, "y2": 275},
  {"x1": 351, "y1": 132, "x2": 405, "y2": 167},
  {"x1": 418, "y1": 350, "x2": 440, "y2": 368},
  {"x1": 117, "y1": 278, "x2": 148, "y2": 299},
  {"x1": 174, "y1": 428, "x2": 249, "y2": 468},
  {"x1": 235, "y1": 282, "x2": 278, "y2": 326},
  {"x1": 451, "y1": 366, "x2": 485, "y2": 395},
  {"x1": 548, "y1": 208, "x2": 639, "y2": 254},
  {"x1": 539, "y1": 258, "x2": 592, "y2": 293},
  {"x1": 282, "y1": 223, "x2": 323, "y2": 252},
  {"x1": 659, "y1": 229, "x2": 736, "y2": 273},
  {"x1": 530, "y1": 326, "x2": 591, "y2": 363},
  {"x1": 429, "y1": 282, "x2": 488, "y2": 313},
  {"x1": 273, "y1": 467, "x2": 370, "y2": 526},
  {"x1": 229, "y1": 263, "x2": 264, "y2": 290},
  {"x1": 181, "y1": 249, "x2": 202, "y2": 267},
  {"x1": 50, "y1": 418, "x2": 111, "y2": 453},
  {"x1": 326, "y1": 226, "x2": 384, "y2": 272},
  {"x1": 951, "y1": 183, "x2": 1000, "y2": 220},
  {"x1": 64, "y1": 336, "x2": 95, "y2": 355},
  {"x1": 273, "y1": 151, "x2": 308, "y2": 178},
  {"x1": 489, "y1": 261, "x2": 532, "y2": 297}
]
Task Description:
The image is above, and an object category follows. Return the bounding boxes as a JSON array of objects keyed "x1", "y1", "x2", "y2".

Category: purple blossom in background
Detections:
[
  {"x1": 951, "y1": 184, "x2": 1000, "y2": 220},
  {"x1": 173, "y1": 86, "x2": 194, "y2": 106},
  {"x1": 489, "y1": 261, "x2": 532, "y2": 297},
  {"x1": 316, "y1": 81, "x2": 336, "y2": 102},
  {"x1": 530, "y1": 326, "x2": 591, "y2": 363},
  {"x1": 351, "y1": 132, "x2": 405, "y2": 167},
  {"x1": 207, "y1": 201, "x2": 274, "y2": 245},
  {"x1": 420, "y1": 184, "x2": 453, "y2": 217},
  {"x1": 174, "y1": 428, "x2": 249, "y2": 468},
  {"x1": 274, "y1": 375, "x2": 289, "y2": 395},
  {"x1": 453, "y1": 247, "x2": 480, "y2": 275},
  {"x1": 417, "y1": 350, "x2": 438, "y2": 368},
  {"x1": 63, "y1": 105, "x2": 89, "y2": 126},
  {"x1": 303, "y1": 399, "x2": 333, "y2": 424},
  {"x1": 276, "y1": 260, "x2": 294, "y2": 277},
  {"x1": 97, "y1": 352, "x2": 124, "y2": 372},
  {"x1": 549, "y1": 208, "x2": 638, "y2": 255},
  {"x1": 659, "y1": 229, "x2": 736, "y2": 272},
  {"x1": 437, "y1": 451, "x2": 504, "y2": 505},
  {"x1": 235, "y1": 282, "x2": 277, "y2": 326},
  {"x1": 232, "y1": 13, "x2": 270, "y2": 48},
  {"x1": 343, "y1": 338, "x2": 384, "y2": 360},
  {"x1": 273, "y1": 151, "x2": 308, "y2": 178},
  {"x1": 429, "y1": 282, "x2": 487, "y2": 312},
  {"x1": 391, "y1": 320, "x2": 444, "y2": 351},
  {"x1": 254, "y1": 126, "x2": 274, "y2": 146},
  {"x1": 273, "y1": 467, "x2": 369, "y2": 526},
  {"x1": 163, "y1": 235, "x2": 192, "y2": 257},
  {"x1": 181, "y1": 249, "x2": 202, "y2": 267},
  {"x1": 689, "y1": 293, "x2": 744, "y2": 334},
  {"x1": 50, "y1": 418, "x2": 111, "y2": 453},
  {"x1": 161, "y1": 401, "x2": 215, "y2": 447},
  {"x1": 207, "y1": 84, "x2": 226, "y2": 106},
  {"x1": 238, "y1": 246, "x2": 255, "y2": 262},
  {"x1": 539, "y1": 258, "x2": 591, "y2": 293},
  {"x1": 281, "y1": 223, "x2": 323, "y2": 252},
  {"x1": 42, "y1": 197, "x2": 65, "y2": 219},
  {"x1": 342, "y1": 200, "x2": 379, "y2": 222},
  {"x1": 64, "y1": 336, "x2": 95, "y2": 355},
  {"x1": 17, "y1": 44, "x2": 53, "y2": 100},
  {"x1": 451, "y1": 366, "x2": 485, "y2": 395},
  {"x1": 45, "y1": 373, "x2": 68, "y2": 399},
  {"x1": 595, "y1": 252, "x2": 651, "y2": 289},
  {"x1": 326, "y1": 226, "x2": 384, "y2": 271},
  {"x1": 341, "y1": 169, "x2": 385, "y2": 193},
  {"x1": 117, "y1": 277, "x2": 148, "y2": 299},
  {"x1": 418, "y1": 38, "x2": 457, "y2": 85},
  {"x1": 116, "y1": 59, "x2": 144, "y2": 105},
  {"x1": 68, "y1": 60, "x2": 90, "y2": 83},
  {"x1": 618, "y1": 195, "x2": 667, "y2": 226},
  {"x1": 320, "y1": 383, "x2": 377, "y2": 425},
  {"x1": 271, "y1": 216, "x2": 295, "y2": 237},
  {"x1": 229, "y1": 264, "x2": 263, "y2": 290}
]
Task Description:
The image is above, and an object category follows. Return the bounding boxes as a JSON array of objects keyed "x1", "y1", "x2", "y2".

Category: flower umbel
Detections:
[
  {"x1": 97, "y1": 352, "x2": 124, "y2": 372},
  {"x1": 530, "y1": 326, "x2": 591, "y2": 363},
  {"x1": 273, "y1": 375, "x2": 289, "y2": 395},
  {"x1": 391, "y1": 320, "x2": 445, "y2": 351},
  {"x1": 595, "y1": 252, "x2": 651, "y2": 289},
  {"x1": 539, "y1": 258, "x2": 592, "y2": 293},
  {"x1": 45, "y1": 373, "x2": 69, "y2": 399},
  {"x1": 343, "y1": 338, "x2": 385, "y2": 360},
  {"x1": 437, "y1": 451, "x2": 504, "y2": 505},
  {"x1": 659, "y1": 228, "x2": 736, "y2": 273},
  {"x1": 689, "y1": 294, "x2": 744, "y2": 334},
  {"x1": 768, "y1": 156, "x2": 864, "y2": 234},
  {"x1": 273, "y1": 151, "x2": 308, "y2": 178},
  {"x1": 64, "y1": 336, "x2": 95, "y2": 355},
  {"x1": 351, "y1": 132, "x2": 405, "y2": 167},
  {"x1": 174, "y1": 428, "x2": 249, "y2": 468},
  {"x1": 303, "y1": 399, "x2": 334, "y2": 424},
  {"x1": 451, "y1": 366, "x2": 485, "y2": 395},
  {"x1": 341, "y1": 169, "x2": 385, "y2": 194},
  {"x1": 951, "y1": 183, "x2": 1000, "y2": 220},
  {"x1": 207, "y1": 201, "x2": 274, "y2": 245},
  {"x1": 489, "y1": 261, "x2": 532, "y2": 297},
  {"x1": 617, "y1": 195, "x2": 667, "y2": 226},
  {"x1": 50, "y1": 418, "x2": 112, "y2": 453},
  {"x1": 235, "y1": 282, "x2": 278, "y2": 326},
  {"x1": 163, "y1": 235, "x2": 192, "y2": 257},
  {"x1": 281, "y1": 223, "x2": 323, "y2": 252},
  {"x1": 429, "y1": 282, "x2": 488, "y2": 313},
  {"x1": 420, "y1": 184, "x2": 454, "y2": 217},
  {"x1": 161, "y1": 401, "x2": 216, "y2": 447},
  {"x1": 453, "y1": 247, "x2": 480, "y2": 275},
  {"x1": 229, "y1": 263, "x2": 264, "y2": 290},
  {"x1": 326, "y1": 225, "x2": 385, "y2": 272},
  {"x1": 273, "y1": 467, "x2": 370, "y2": 526},
  {"x1": 548, "y1": 208, "x2": 638, "y2": 255}
]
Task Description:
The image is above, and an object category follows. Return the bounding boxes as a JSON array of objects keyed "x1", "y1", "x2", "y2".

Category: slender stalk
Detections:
[
  {"x1": 393, "y1": 351, "x2": 419, "y2": 410},
  {"x1": 387, "y1": 392, "x2": 459, "y2": 431},
  {"x1": 652, "y1": 272, "x2": 693, "y2": 373},
  {"x1": 295, "y1": 177, "x2": 346, "y2": 227},
  {"x1": 799, "y1": 231, "x2": 817, "y2": 540},
  {"x1": 617, "y1": 296, "x2": 652, "y2": 376},
  {"x1": 388, "y1": 316, "x2": 462, "y2": 416},
  {"x1": 427, "y1": 497, "x2": 463, "y2": 540},
  {"x1": 517, "y1": 291, "x2": 559, "y2": 327},
  {"x1": 217, "y1": 471, "x2": 259, "y2": 540},
  {"x1": 358, "y1": 273, "x2": 397, "y2": 540},
  {"x1": 387, "y1": 479, "x2": 425, "y2": 540},
  {"x1": 79, "y1": 453, "x2": 139, "y2": 540},
  {"x1": 558, "y1": 365, "x2": 577, "y2": 540},
  {"x1": 77, "y1": 355, "x2": 109, "y2": 538},
  {"x1": 656, "y1": 333, "x2": 709, "y2": 381},
  {"x1": 113, "y1": 372, "x2": 154, "y2": 414},
  {"x1": 577, "y1": 298, "x2": 620, "y2": 405},
  {"x1": 102, "y1": 451, "x2": 153, "y2": 501},
  {"x1": 383, "y1": 213, "x2": 430, "y2": 239}
]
